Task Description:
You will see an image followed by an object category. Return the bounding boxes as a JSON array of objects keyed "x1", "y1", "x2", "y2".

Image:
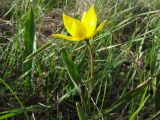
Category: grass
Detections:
[{"x1": 0, "y1": 0, "x2": 160, "y2": 119}]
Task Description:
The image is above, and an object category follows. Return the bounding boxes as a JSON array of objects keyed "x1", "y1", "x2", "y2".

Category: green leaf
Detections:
[
  {"x1": 104, "y1": 79, "x2": 151, "y2": 114},
  {"x1": 0, "y1": 110, "x2": 22, "y2": 119},
  {"x1": 61, "y1": 48, "x2": 80, "y2": 93},
  {"x1": 76, "y1": 102, "x2": 88, "y2": 120},
  {"x1": 130, "y1": 94, "x2": 150, "y2": 120},
  {"x1": 23, "y1": 42, "x2": 57, "y2": 63},
  {"x1": 0, "y1": 105, "x2": 45, "y2": 119},
  {"x1": 23, "y1": 7, "x2": 35, "y2": 90},
  {"x1": 0, "y1": 78, "x2": 29, "y2": 119}
]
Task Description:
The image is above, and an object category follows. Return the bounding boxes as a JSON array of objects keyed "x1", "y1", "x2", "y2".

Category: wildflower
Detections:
[{"x1": 51, "y1": 5, "x2": 105, "y2": 41}]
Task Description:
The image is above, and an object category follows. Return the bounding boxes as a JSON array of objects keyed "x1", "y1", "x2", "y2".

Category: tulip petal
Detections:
[
  {"x1": 93, "y1": 21, "x2": 106, "y2": 36},
  {"x1": 85, "y1": 21, "x2": 105, "y2": 39},
  {"x1": 81, "y1": 11, "x2": 87, "y2": 23},
  {"x1": 63, "y1": 14, "x2": 87, "y2": 38},
  {"x1": 51, "y1": 34, "x2": 85, "y2": 41},
  {"x1": 81, "y1": 5, "x2": 97, "y2": 37}
]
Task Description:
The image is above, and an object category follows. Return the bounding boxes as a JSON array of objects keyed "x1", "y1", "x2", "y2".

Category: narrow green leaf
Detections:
[
  {"x1": 0, "y1": 78, "x2": 29, "y2": 120},
  {"x1": 76, "y1": 102, "x2": 88, "y2": 120},
  {"x1": 0, "y1": 111, "x2": 21, "y2": 119},
  {"x1": 152, "y1": 31, "x2": 160, "y2": 112},
  {"x1": 23, "y1": 42, "x2": 57, "y2": 63},
  {"x1": 0, "y1": 105, "x2": 45, "y2": 119},
  {"x1": 61, "y1": 48, "x2": 80, "y2": 92},
  {"x1": 104, "y1": 79, "x2": 151, "y2": 114},
  {"x1": 130, "y1": 95, "x2": 150, "y2": 120},
  {"x1": 23, "y1": 7, "x2": 35, "y2": 90}
]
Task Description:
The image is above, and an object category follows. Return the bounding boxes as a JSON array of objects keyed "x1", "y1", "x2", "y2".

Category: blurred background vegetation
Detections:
[{"x1": 0, "y1": 0, "x2": 160, "y2": 119}]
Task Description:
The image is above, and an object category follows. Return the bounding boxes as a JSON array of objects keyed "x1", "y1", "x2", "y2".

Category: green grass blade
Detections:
[
  {"x1": 76, "y1": 102, "x2": 88, "y2": 120},
  {"x1": 0, "y1": 105, "x2": 45, "y2": 119},
  {"x1": 0, "y1": 111, "x2": 22, "y2": 119},
  {"x1": 155, "y1": 30, "x2": 160, "y2": 112},
  {"x1": 0, "y1": 78, "x2": 29, "y2": 120},
  {"x1": 23, "y1": 42, "x2": 57, "y2": 63},
  {"x1": 23, "y1": 7, "x2": 35, "y2": 91},
  {"x1": 104, "y1": 79, "x2": 151, "y2": 114},
  {"x1": 130, "y1": 95, "x2": 150, "y2": 120}
]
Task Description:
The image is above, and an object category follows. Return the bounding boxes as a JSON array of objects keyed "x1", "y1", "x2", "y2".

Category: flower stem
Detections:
[{"x1": 86, "y1": 40, "x2": 94, "y2": 93}]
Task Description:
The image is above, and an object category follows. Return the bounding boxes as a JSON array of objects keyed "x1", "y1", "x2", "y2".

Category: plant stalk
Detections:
[{"x1": 86, "y1": 40, "x2": 94, "y2": 93}]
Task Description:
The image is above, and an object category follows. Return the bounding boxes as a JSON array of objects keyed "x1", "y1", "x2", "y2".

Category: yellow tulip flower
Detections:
[{"x1": 51, "y1": 5, "x2": 105, "y2": 41}]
